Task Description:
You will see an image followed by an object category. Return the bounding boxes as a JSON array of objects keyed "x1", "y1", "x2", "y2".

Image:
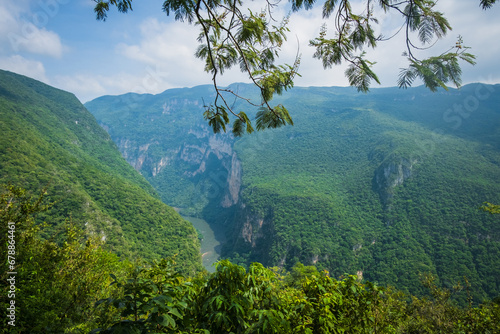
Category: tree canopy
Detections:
[
  {"x1": 481, "y1": 202, "x2": 500, "y2": 214},
  {"x1": 2, "y1": 184, "x2": 499, "y2": 333},
  {"x1": 93, "y1": 0, "x2": 496, "y2": 135}
]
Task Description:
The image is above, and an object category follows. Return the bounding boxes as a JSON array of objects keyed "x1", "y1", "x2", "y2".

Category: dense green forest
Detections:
[
  {"x1": 87, "y1": 83, "x2": 500, "y2": 304},
  {"x1": 1, "y1": 187, "x2": 499, "y2": 332},
  {"x1": 0, "y1": 69, "x2": 201, "y2": 272},
  {"x1": 1, "y1": 69, "x2": 500, "y2": 332},
  {"x1": 229, "y1": 85, "x2": 500, "y2": 303}
]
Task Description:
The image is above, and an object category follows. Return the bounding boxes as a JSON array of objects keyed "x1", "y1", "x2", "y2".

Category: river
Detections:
[{"x1": 182, "y1": 216, "x2": 224, "y2": 272}]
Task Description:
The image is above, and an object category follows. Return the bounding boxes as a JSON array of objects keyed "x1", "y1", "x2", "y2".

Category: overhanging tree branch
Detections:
[{"x1": 94, "y1": 0, "x2": 496, "y2": 135}]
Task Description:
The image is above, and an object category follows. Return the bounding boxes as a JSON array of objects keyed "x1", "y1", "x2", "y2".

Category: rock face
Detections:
[
  {"x1": 114, "y1": 124, "x2": 242, "y2": 213},
  {"x1": 222, "y1": 153, "x2": 242, "y2": 207},
  {"x1": 86, "y1": 85, "x2": 245, "y2": 219},
  {"x1": 373, "y1": 156, "x2": 418, "y2": 208},
  {"x1": 222, "y1": 205, "x2": 276, "y2": 266}
]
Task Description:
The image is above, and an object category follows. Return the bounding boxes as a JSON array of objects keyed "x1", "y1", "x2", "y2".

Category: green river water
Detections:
[{"x1": 182, "y1": 216, "x2": 224, "y2": 272}]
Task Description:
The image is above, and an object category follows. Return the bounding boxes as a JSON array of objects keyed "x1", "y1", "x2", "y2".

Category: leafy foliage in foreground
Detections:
[
  {"x1": 0, "y1": 185, "x2": 128, "y2": 333},
  {"x1": 1, "y1": 186, "x2": 498, "y2": 333},
  {"x1": 93, "y1": 260, "x2": 500, "y2": 334}
]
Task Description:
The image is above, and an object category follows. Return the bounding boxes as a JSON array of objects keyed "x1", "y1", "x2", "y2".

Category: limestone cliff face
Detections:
[
  {"x1": 115, "y1": 124, "x2": 242, "y2": 210},
  {"x1": 116, "y1": 137, "x2": 177, "y2": 175},
  {"x1": 222, "y1": 153, "x2": 242, "y2": 207},
  {"x1": 373, "y1": 156, "x2": 418, "y2": 208},
  {"x1": 240, "y1": 216, "x2": 265, "y2": 247},
  {"x1": 223, "y1": 205, "x2": 275, "y2": 265}
]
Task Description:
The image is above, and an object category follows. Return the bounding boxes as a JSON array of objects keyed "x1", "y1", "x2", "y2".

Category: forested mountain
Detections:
[
  {"x1": 0, "y1": 70, "x2": 201, "y2": 273},
  {"x1": 87, "y1": 82, "x2": 500, "y2": 303}
]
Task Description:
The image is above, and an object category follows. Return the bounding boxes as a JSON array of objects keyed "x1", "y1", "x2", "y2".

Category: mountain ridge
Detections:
[{"x1": 0, "y1": 69, "x2": 202, "y2": 273}]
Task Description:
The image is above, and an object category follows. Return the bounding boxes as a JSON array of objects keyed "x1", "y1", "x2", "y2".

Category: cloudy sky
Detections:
[{"x1": 1, "y1": 0, "x2": 499, "y2": 103}]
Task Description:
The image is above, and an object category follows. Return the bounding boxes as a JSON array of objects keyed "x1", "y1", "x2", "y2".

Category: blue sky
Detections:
[{"x1": 1, "y1": 0, "x2": 499, "y2": 103}]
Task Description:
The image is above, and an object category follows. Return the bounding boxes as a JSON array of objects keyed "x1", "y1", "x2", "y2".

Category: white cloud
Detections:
[
  {"x1": 118, "y1": 19, "x2": 195, "y2": 64},
  {"x1": 0, "y1": 5, "x2": 19, "y2": 38},
  {"x1": 0, "y1": 55, "x2": 49, "y2": 83},
  {"x1": 284, "y1": 7, "x2": 352, "y2": 87},
  {"x1": 435, "y1": 0, "x2": 500, "y2": 84},
  {"x1": 0, "y1": 1, "x2": 64, "y2": 58},
  {"x1": 53, "y1": 69, "x2": 193, "y2": 103},
  {"x1": 11, "y1": 27, "x2": 64, "y2": 58},
  {"x1": 52, "y1": 74, "x2": 107, "y2": 103},
  {"x1": 116, "y1": 18, "x2": 217, "y2": 89},
  {"x1": 52, "y1": 71, "x2": 159, "y2": 103}
]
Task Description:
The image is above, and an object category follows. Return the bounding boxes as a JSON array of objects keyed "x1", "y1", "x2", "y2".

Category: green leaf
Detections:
[
  {"x1": 480, "y1": 0, "x2": 498, "y2": 9},
  {"x1": 344, "y1": 56, "x2": 379, "y2": 92},
  {"x1": 159, "y1": 314, "x2": 176, "y2": 327},
  {"x1": 169, "y1": 307, "x2": 183, "y2": 319}
]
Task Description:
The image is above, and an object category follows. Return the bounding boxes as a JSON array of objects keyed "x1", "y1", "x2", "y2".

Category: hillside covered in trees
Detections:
[
  {"x1": 0, "y1": 69, "x2": 201, "y2": 271},
  {"x1": 87, "y1": 82, "x2": 500, "y2": 304}
]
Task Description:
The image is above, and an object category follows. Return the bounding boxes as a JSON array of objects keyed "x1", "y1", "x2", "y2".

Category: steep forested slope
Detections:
[
  {"x1": 229, "y1": 85, "x2": 500, "y2": 302},
  {"x1": 0, "y1": 70, "x2": 201, "y2": 272},
  {"x1": 86, "y1": 83, "x2": 500, "y2": 302}
]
